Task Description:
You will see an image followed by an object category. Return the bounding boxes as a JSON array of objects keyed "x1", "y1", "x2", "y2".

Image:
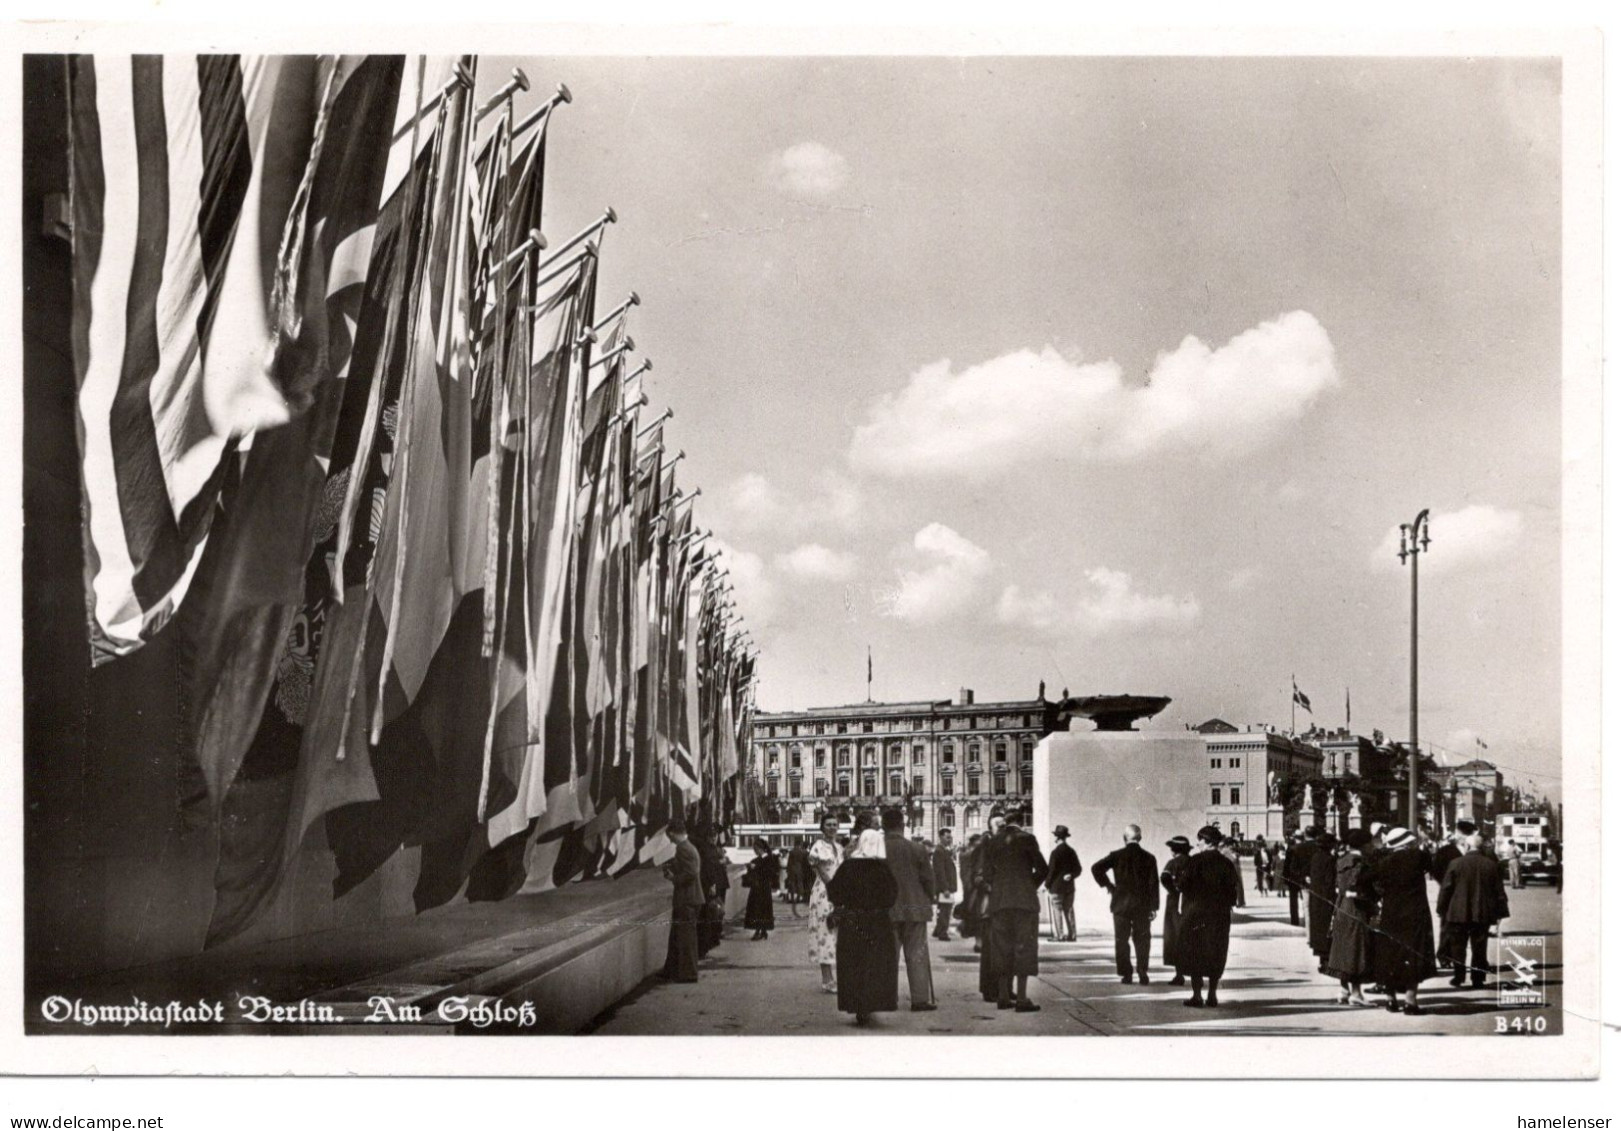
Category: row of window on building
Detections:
[
  {"x1": 763, "y1": 739, "x2": 1034, "y2": 769},
  {"x1": 764, "y1": 766, "x2": 1034, "y2": 800},
  {"x1": 756, "y1": 714, "x2": 1036, "y2": 738}
]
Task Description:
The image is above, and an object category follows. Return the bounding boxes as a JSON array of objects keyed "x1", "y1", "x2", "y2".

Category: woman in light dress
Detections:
[{"x1": 807, "y1": 815, "x2": 844, "y2": 993}]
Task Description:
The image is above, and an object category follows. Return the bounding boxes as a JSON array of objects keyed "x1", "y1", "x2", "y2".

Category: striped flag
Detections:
[{"x1": 69, "y1": 55, "x2": 336, "y2": 664}]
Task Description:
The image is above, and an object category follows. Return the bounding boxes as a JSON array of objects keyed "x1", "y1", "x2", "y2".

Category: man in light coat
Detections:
[{"x1": 883, "y1": 807, "x2": 938, "y2": 1010}]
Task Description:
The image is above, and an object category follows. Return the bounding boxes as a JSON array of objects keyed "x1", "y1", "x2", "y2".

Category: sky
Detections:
[{"x1": 479, "y1": 55, "x2": 1564, "y2": 798}]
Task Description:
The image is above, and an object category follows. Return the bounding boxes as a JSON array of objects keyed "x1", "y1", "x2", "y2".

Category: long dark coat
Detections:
[
  {"x1": 1370, "y1": 845, "x2": 1438, "y2": 991},
  {"x1": 1175, "y1": 848, "x2": 1240, "y2": 978},
  {"x1": 1160, "y1": 852, "x2": 1192, "y2": 968},
  {"x1": 1325, "y1": 852, "x2": 1376, "y2": 981},
  {"x1": 825, "y1": 857, "x2": 899, "y2": 1015},
  {"x1": 786, "y1": 846, "x2": 813, "y2": 900},
  {"x1": 1437, "y1": 853, "x2": 1510, "y2": 926},
  {"x1": 743, "y1": 854, "x2": 780, "y2": 930},
  {"x1": 1307, "y1": 841, "x2": 1339, "y2": 957},
  {"x1": 981, "y1": 827, "x2": 1048, "y2": 983}
]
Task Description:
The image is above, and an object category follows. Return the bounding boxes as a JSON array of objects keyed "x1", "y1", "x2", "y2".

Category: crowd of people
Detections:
[{"x1": 659, "y1": 810, "x2": 1524, "y2": 1026}]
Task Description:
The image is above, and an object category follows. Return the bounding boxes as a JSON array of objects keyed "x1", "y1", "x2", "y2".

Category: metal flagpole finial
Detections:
[
  {"x1": 533, "y1": 213, "x2": 615, "y2": 278},
  {"x1": 500, "y1": 228, "x2": 548, "y2": 270},
  {"x1": 392, "y1": 64, "x2": 479, "y2": 143},
  {"x1": 588, "y1": 340, "x2": 635, "y2": 370},
  {"x1": 477, "y1": 67, "x2": 532, "y2": 122},
  {"x1": 636, "y1": 408, "x2": 673, "y2": 439},
  {"x1": 575, "y1": 325, "x2": 598, "y2": 349},
  {"x1": 513, "y1": 82, "x2": 573, "y2": 139}
]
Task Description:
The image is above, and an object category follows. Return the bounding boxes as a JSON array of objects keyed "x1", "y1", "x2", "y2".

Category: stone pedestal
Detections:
[{"x1": 1033, "y1": 727, "x2": 1211, "y2": 932}]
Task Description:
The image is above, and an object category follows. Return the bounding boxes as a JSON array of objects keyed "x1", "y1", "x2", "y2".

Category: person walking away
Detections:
[
  {"x1": 960, "y1": 831, "x2": 990, "y2": 954},
  {"x1": 1174, "y1": 826, "x2": 1241, "y2": 1007},
  {"x1": 1283, "y1": 831, "x2": 1314, "y2": 927},
  {"x1": 1090, "y1": 824, "x2": 1160, "y2": 984},
  {"x1": 660, "y1": 820, "x2": 703, "y2": 983},
  {"x1": 1219, "y1": 836, "x2": 1246, "y2": 908},
  {"x1": 1325, "y1": 828, "x2": 1378, "y2": 1005},
  {"x1": 931, "y1": 829, "x2": 960, "y2": 942},
  {"x1": 787, "y1": 840, "x2": 813, "y2": 916},
  {"x1": 807, "y1": 816, "x2": 844, "y2": 994},
  {"x1": 1502, "y1": 838, "x2": 1524, "y2": 890},
  {"x1": 1437, "y1": 833, "x2": 1510, "y2": 989},
  {"x1": 1430, "y1": 820, "x2": 1471, "y2": 885},
  {"x1": 982, "y1": 813, "x2": 1049, "y2": 1012},
  {"x1": 1045, "y1": 825, "x2": 1082, "y2": 942},
  {"x1": 743, "y1": 837, "x2": 781, "y2": 941},
  {"x1": 825, "y1": 828, "x2": 900, "y2": 1027},
  {"x1": 1253, "y1": 839, "x2": 1269, "y2": 896},
  {"x1": 1370, "y1": 826, "x2": 1438, "y2": 1015},
  {"x1": 1307, "y1": 829, "x2": 1339, "y2": 973},
  {"x1": 882, "y1": 808, "x2": 938, "y2": 1011},
  {"x1": 970, "y1": 821, "x2": 1002, "y2": 996},
  {"x1": 1160, "y1": 836, "x2": 1193, "y2": 986}
]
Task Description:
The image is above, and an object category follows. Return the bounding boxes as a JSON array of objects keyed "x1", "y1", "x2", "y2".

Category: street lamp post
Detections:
[{"x1": 1398, "y1": 509, "x2": 1431, "y2": 831}]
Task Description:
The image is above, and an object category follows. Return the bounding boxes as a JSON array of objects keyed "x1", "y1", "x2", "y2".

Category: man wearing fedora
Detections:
[
  {"x1": 1091, "y1": 824, "x2": 1161, "y2": 984},
  {"x1": 1044, "y1": 825, "x2": 1082, "y2": 942}
]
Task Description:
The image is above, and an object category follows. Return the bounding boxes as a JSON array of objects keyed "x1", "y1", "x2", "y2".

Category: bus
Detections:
[
  {"x1": 728, "y1": 822, "x2": 850, "y2": 862},
  {"x1": 1496, "y1": 811, "x2": 1560, "y2": 884}
]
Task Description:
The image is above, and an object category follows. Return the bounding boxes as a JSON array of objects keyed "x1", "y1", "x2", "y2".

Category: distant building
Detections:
[
  {"x1": 748, "y1": 688, "x2": 1063, "y2": 839},
  {"x1": 1194, "y1": 720, "x2": 1323, "y2": 840},
  {"x1": 1428, "y1": 758, "x2": 1506, "y2": 828},
  {"x1": 1310, "y1": 728, "x2": 1396, "y2": 782}
]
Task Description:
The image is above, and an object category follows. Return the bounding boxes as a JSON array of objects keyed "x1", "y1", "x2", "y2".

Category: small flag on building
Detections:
[{"x1": 1292, "y1": 678, "x2": 1312, "y2": 713}]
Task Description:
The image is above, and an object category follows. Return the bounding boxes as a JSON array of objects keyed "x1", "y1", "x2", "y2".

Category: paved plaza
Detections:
[{"x1": 589, "y1": 883, "x2": 1563, "y2": 1036}]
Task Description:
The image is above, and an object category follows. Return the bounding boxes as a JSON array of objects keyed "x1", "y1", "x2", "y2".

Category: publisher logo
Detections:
[{"x1": 1495, "y1": 934, "x2": 1546, "y2": 1006}]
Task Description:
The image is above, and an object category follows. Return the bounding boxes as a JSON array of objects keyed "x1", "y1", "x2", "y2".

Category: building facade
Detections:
[
  {"x1": 749, "y1": 688, "x2": 1063, "y2": 840},
  {"x1": 1193, "y1": 719, "x2": 1324, "y2": 840}
]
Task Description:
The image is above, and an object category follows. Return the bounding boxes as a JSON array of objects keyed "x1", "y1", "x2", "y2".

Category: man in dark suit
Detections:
[
  {"x1": 1090, "y1": 824, "x2": 1161, "y2": 983},
  {"x1": 1430, "y1": 819, "x2": 1474, "y2": 886},
  {"x1": 882, "y1": 808, "x2": 937, "y2": 1010},
  {"x1": 661, "y1": 820, "x2": 703, "y2": 983},
  {"x1": 1044, "y1": 825, "x2": 1082, "y2": 942},
  {"x1": 1437, "y1": 833, "x2": 1510, "y2": 988},
  {"x1": 930, "y1": 829, "x2": 959, "y2": 941},
  {"x1": 1283, "y1": 829, "x2": 1316, "y2": 927},
  {"x1": 982, "y1": 813, "x2": 1048, "y2": 1012}
]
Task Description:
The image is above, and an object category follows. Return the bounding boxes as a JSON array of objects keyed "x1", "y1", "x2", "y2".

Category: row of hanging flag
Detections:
[{"x1": 65, "y1": 53, "x2": 757, "y2": 947}]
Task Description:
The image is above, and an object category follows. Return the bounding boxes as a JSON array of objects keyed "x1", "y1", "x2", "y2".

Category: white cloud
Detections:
[
  {"x1": 881, "y1": 523, "x2": 992, "y2": 624},
  {"x1": 1226, "y1": 567, "x2": 1261, "y2": 593},
  {"x1": 709, "y1": 537, "x2": 777, "y2": 625},
  {"x1": 996, "y1": 569, "x2": 1201, "y2": 639},
  {"x1": 849, "y1": 310, "x2": 1338, "y2": 477},
  {"x1": 767, "y1": 141, "x2": 849, "y2": 198},
  {"x1": 714, "y1": 471, "x2": 862, "y2": 535},
  {"x1": 1370, "y1": 504, "x2": 1524, "y2": 575},
  {"x1": 775, "y1": 543, "x2": 858, "y2": 582}
]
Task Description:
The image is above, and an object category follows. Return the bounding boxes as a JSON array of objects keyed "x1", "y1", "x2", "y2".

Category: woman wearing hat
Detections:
[
  {"x1": 1369, "y1": 826, "x2": 1439, "y2": 1015},
  {"x1": 1160, "y1": 835, "x2": 1194, "y2": 986},
  {"x1": 825, "y1": 827, "x2": 900, "y2": 1026},
  {"x1": 1173, "y1": 826, "x2": 1242, "y2": 1007},
  {"x1": 742, "y1": 837, "x2": 781, "y2": 941},
  {"x1": 1325, "y1": 828, "x2": 1378, "y2": 1005}
]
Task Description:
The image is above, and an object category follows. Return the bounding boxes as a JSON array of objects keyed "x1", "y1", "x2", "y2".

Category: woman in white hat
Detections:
[{"x1": 1369, "y1": 826, "x2": 1439, "y2": 1015}]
